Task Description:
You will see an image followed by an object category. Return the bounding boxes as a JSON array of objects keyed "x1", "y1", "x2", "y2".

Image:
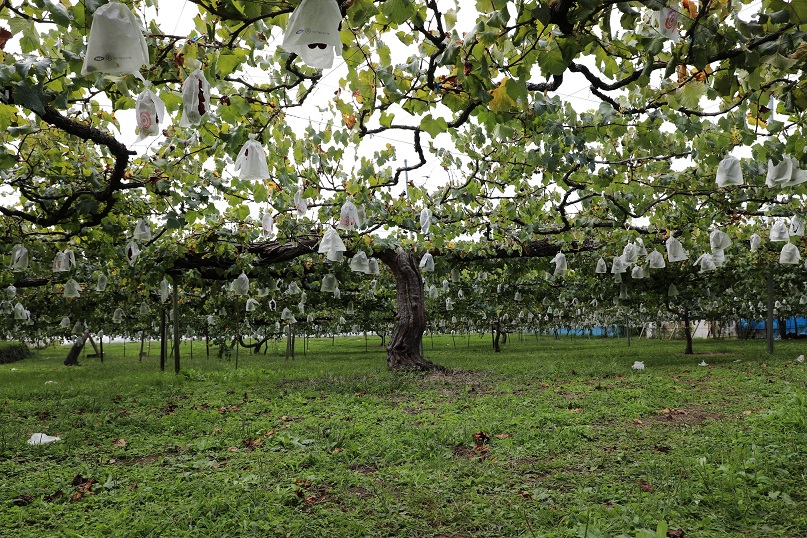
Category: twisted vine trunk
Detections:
[{"x1": 379, "y1": 248, "x2": 445, "y2": 372}]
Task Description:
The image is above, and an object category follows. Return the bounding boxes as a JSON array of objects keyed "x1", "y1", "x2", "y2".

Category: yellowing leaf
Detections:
[
  {"x1": 342, "y1": 113, "x2": 357, "y2": 129},
  {"x1": 489, "y1": 78, "x2": 517, "y2": 113}
]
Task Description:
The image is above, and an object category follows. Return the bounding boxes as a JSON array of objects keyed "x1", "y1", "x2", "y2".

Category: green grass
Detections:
[{"x1": 1, "y1": 334, "x2": 806, "y2": 537}]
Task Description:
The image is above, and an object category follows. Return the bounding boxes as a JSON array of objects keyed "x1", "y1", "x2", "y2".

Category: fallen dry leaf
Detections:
[
  {"x1": 0, "y1": 28, "x2": 11, "y2": 50},
  {"x1": 638, "y1": 480, "x2": 654, "y2": 492},
  {"x1": 494, "y1": 433, "x2": 511, "y2": 439},
  {"x1": 112, "y1": 438, "x2": 127, "y2": 448},
  {"x1": 12, "y1": 494, "x2": 33, "y2": 506},
  {"x1": 45, "y1": 490, "x2": 63, "y2": 501}
]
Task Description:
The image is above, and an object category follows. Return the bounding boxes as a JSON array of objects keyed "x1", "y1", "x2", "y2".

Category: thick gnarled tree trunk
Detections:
[
  {"x1": 379, "y1": 248, "x2": 445, "y2": 372},
  {"x1": 64, "y1": 328, "x2": 91, "y2": 366}
]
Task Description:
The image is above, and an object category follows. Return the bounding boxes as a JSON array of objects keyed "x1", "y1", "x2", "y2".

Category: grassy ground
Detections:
[{"x1": 1, "y1": 333, "x2": 806, "y2": 537}]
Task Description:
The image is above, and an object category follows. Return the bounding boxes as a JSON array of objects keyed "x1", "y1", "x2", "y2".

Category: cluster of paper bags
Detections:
[{"x1": 79, "y1": 0, "x2": 343, "y2": 181}]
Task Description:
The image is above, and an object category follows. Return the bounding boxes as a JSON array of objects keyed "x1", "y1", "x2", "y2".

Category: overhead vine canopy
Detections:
[{"x1": 0, "y1": 0, "x2": 806, "y2": 368}]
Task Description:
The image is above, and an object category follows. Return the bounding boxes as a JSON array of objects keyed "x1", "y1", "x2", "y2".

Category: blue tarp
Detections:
[{"x1": 739, "y1": 317, "x2": 807, "y2": 338}]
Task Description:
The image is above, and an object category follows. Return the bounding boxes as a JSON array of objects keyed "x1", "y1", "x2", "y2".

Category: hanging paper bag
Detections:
[
  {"x1": 13, "y1": 302, "x2": 27, "y2": 320},
  {"x1": 668, "y1": 283, "x2": 679, "y2": 297},
  {"x1": 631, "y1": 266, "x2": 644, "y2": 279},
  {"x1": 790, "y1": 215, "x2": 805, "y2": 237},
  {"x1": 321, "y1": 274, "x2": 338, "y2": 293},
  {"x1": 622, "y1": 243, "x2": 638, "y2": 265},
  {"x1": 113, "y1": 308, "x2": 124, "y2": 323},
  {"x1": 695, "y1": 253, "x2": 716, "y2": 272},
  {"x1": 770, "y1": 220, "x2": 789, "y2": 242},
  {"x1": 10, "y1": 244, "x2": 28, "y2": 270},
  {"x1": 52, "y1": 251, "x2": 67, "y2": 272},
  {"x1": 766, "y1": 157, "x2": 791, "y2": 187},
  {"x1": 635, "y1": 238, "x2": 648, "y2": 256},
  {"x1": 419, "y1": 253, "x2": 435, "y2": 272},
  {"x1": 595, "y1": 258, "x2": 608, "y2": 274},
  {"x1": 780, "y1": 243, "x2": 801, "y2": 264},
  {"x1": 648, "y1": 250, "x2": 666, "y2": 269},
  {"x1": 180, "y1": 68, "x2": 211, "y2": 127},
  {"x1": 611, "y1": 256, "x2": 627, "y2": 274},
  {"x1": 232, "y1": 272, "x2": 250, "y2": 296},
  {"x1": 709, "y1": 230, "x2": 732, "y2": 252},
  {"x1": 655, "y1": 7, "x2": 679, "y2": 42},
  {"x1": 749, "y1": 233, "x2": 762, "y2": 252},
  {"x1": 350, "y1": 252, "x2": 370, "y2": 273},
  {"x1": 234, "y1": 135, "x2": 270, "y2": 181},
  {"x1": 135, "y1": 88, "x2": 166, "y2": 141},
  {"x1": 295, "y1": 189, "x2": 308, "y2": 217},
  {"x1": 287, "y1": 282, "x2": 301, "y2": 295},
  {"x1": 420, "y1": 208, "x2": 432, "y2": 234},
  {"x1": 64, "y1": 279, "x2": 82, "y2": 298},
  {"x1": 81, "y1": 2, "x2": 149, "y2": 75},
  {"x1": 716, "y1": 155, "x2": 743, "y2": 187},
  {"x1": 71, "y1": 320, "x2": 84, "y2": 335},
  {"x1": 63, "y1": 249, "x2": 76, "y2": 270},
  {"x1": 261, "y1": 212, "x2": 274, "y2": 237},
  {"x1": 60, "y1": 316, "x2": 71, "y2": 328},
  {"x1": 125, "y1": 240, "x2": 140, "y2": 266},
  {"x1": 764, "y1": 156, "x2": 807, "y2": 188},
  {"x1": 450, "y1": 267, "x2": 461, "y2": 282},
  {"x1": 246, "y1": 298, "x2": 259, "y2": 312},
  {"x1": 339, "y1": 199, "x2": 359, "y2": 231},
  {"x1": 666, "y1": 235, "x2": 689, "y2": 262},
  {"x1": 551, "y1": 252, "x2": 567, "y2": 277},
  {"x1": 133, "y1": 218, "x2": 151, "y2": 241},
  {"x1": 96, "y1": 273, "x2": 108, "y2": 292},
  {"x1": 160, "y1": 278, "x2": 170, "y2": 303},
  {"x1": 711, "y1": 249, "x2": 725, "y2": 267},
  {"x1": 5, "y1": 285, "x2": 15, "y2": 299},
  {"x1": 282, "y1": 0, "x2": 343, "y2": 70},
  {"x1": 367, "y1": 258, "x2": 380, "y2": 275},
  {"x1": 318, "y1": 226, "x2": 346, "y2": 262}
]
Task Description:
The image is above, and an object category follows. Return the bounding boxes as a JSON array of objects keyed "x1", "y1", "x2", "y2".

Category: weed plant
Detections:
[{"x1": 1, "y1": 334, "x2": 806, "y2": 537}]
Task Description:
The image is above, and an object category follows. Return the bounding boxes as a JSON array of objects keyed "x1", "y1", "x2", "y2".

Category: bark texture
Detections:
[
  {"x1": 64, "y1": 328, "x2": 91, "y2": 366},
  {"x1": 379, "y1": 248, "x2": 445, "y2": 372},
  {"x1": 683, "y1": 307, "x2": 693, "y2": 355}
]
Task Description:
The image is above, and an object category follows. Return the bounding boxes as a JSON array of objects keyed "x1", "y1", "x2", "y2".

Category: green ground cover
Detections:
[{"x1": 1, "y1": 335, "x2": 806, "y2": 537}]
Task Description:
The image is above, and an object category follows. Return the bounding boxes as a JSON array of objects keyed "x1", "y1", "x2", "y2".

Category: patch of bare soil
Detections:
[
  {"x1": 347, "y1": 463, "x2": 378, "y2": 475},
  {"x1": 347, "y1": 486, "x2": 373, "y2": 499},
  {"x1": 422, "y1": 369, "x2": 489, "y2": 384},
  {"x1": 640, "y1": 406, "x2": 723, "y2": 426}
]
